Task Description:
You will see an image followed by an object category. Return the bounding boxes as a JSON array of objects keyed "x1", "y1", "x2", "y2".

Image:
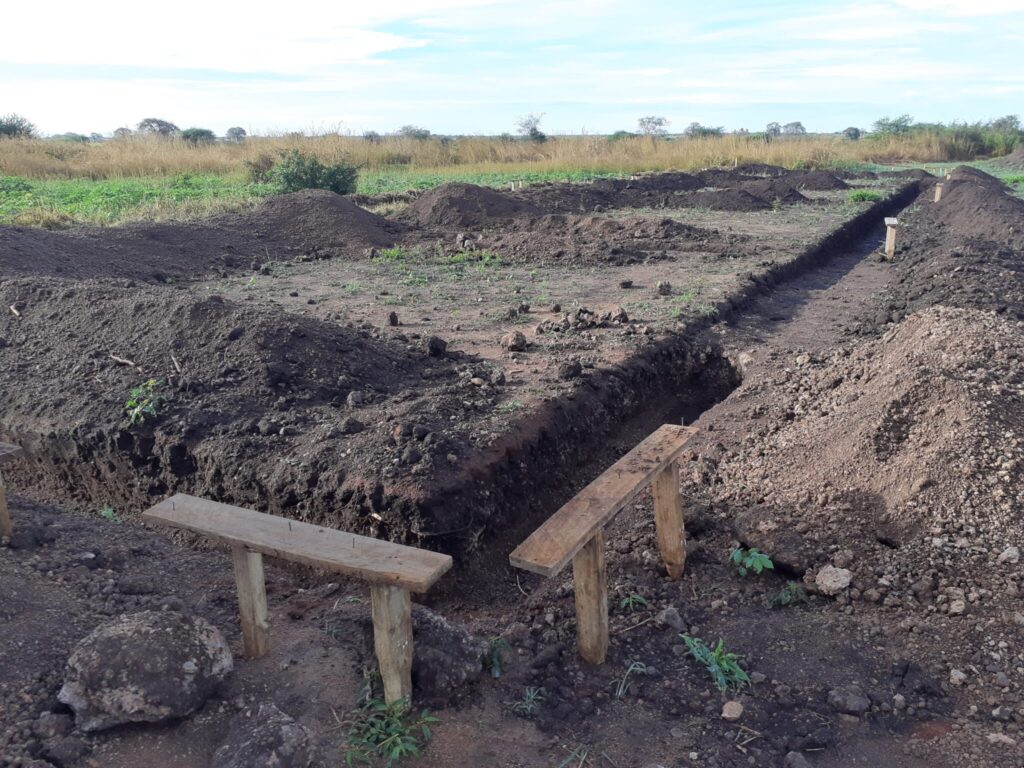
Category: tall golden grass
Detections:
[{"x1": 0, "y1": 131, "x2": 990, "y2": 180}]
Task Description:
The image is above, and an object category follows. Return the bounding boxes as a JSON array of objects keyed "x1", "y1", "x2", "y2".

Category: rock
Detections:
[
  {"x1": 997, "y1": 546, "x2": 1020, "y2": 564},
  {"x1": 425, "y1": 336, "x2": 448, "y2": 357},
  {"x1": 949, "y1": 669, "x2": 968, "y2": 686},
  {"x1": 656, "y1": 280, "x2": 672, "y2": 296},
  {"x1": 500, "y1": 331, "x2": 528, "y2": 352},
  {"x1": 948, "y1": 598, "x2": 967, "y2": 616},
  {"x1": 987, "y1": 733, "x2": 1017, "y2": 746},
  {"x1": 412, "y1": 606, "x2": 488, "y2": 707},
  {"x1": 619, "y1": 280, "x2": 633, "y2": 289},
  {"x1": 7, "y1": 522, "x2": 56, "y2": 551},
  {"x1": 608, "y1": 306, "x2": 629, "y2": 323},
  {"x1": 33, "y1": 712, "x2": 74, "y2": 739},
  {"x1": 733, "y1": 506, "x2": 818, "y2": 574},
  {"x1": 387, "y1": 311, "x2": 399, "y2": 327},
  {"x1": 339, "y1": 417, "x2": 364, "y2": 435},
  {"x1": 42, "y1": 735, "x2": 90, "y2": 766},
  {"x1": 827, "y1": 687, "x2": 870, "y2": 716},
  {"x1": 211, "y1": 703, "x2": 315, "y2": 768},
  {"x1": 557, "y1": 360, "x2": 582, "y2": 380},
  {"x1": 815, "y1": 565, "x2": 853, "y2": 596},
  {"x1": 654, "y1": 607, "x2": 686, "y2": 632},
  {"x1": 784, "y1": 752, "x2": 813, "y2": 768},
  {"x1": 58, "y1": 611, "x2": 232, "y2": 731},
  {"x1": 346, "y1": 391, "x2": 367, "y2": 407},
  {"x1": 721, "y1": 701, "x2": 743, "y2": 721}
]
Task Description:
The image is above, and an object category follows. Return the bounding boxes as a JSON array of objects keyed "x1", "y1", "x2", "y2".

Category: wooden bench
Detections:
[
  {"x1": 0, "y1": 442, "x2": 25, "y2": 539},
  {"x1": 143, "y1": 493, "x2": 453, "y2": 704},
  {"x1": 509, "y1": 424, "x2": 697, "y2": 664}
]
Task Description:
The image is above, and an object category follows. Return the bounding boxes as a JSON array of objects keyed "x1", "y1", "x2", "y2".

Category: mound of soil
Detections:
[
  {"x1": 733, "y1": 163, "x2": 789, "y2": 177},
  {"x1": 0, "y1": 190, "x2": 400, "y2": 283},
  {"x1": 402, "y1": 183, "x2": 542, "y2": 228},
  {"x1": 739, "y1": 177, "x2": 811, "y2": 204},
  {"x1": 991, "y1": 145, "x2": 1024, "y2": 171},
  {"x1": 677, "y1": 188, "x2": 771, "y2": 211},
  {"x1": 622, "y1": 172, "x2": 703, "y2": 192},
  {"x1": 786, "y1": 170, "x2": 850, "y2": 190}
]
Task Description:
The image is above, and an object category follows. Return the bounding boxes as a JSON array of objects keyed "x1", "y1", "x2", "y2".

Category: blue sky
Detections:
[{"x1": 4, "y1": 0, "x2": 1023, "y2": 136}]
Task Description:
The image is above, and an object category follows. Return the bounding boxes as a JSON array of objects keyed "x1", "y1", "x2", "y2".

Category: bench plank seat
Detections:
[
  {"x1": 510, "y1": 424, "x2": 697, "y2": 577},
  {"x1": 144, "y1": 493, "x2": 452, "y2": 593}
]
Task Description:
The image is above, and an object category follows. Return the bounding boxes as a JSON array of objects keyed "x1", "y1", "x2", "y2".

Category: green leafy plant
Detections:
[
  {"x1": 345, "y1": 697, "x2": 438, "y2": 767},
  {"x1": 768, "y1": 581, "x2": 809, "y2": 608},
  {"x1": 124, "y1": 379, "x2": 164, "y2": 427},
  {"x1": 730, "y1": 547, "x2": 774, "y2": 577},
  {"x1": 618, "y1": 594, "x2": 649, "y2": 613},
  {"x1": 682, "y1": 635, "x2": 750, "y2": 691},
  {"x1": 609, "y1": 660, "x2": 647, "y2": 699},
  {"x1": 509, "y1": 686, "x2": 545, "y2": 717},
  {"x1": 272, "y1": 149, "x2": 359, "y2": 195},
  {"x1": 485, "y1": 636, "x2": 510, "y2": 679},
  {"x1": 848, "y1": 189, "x2": 884, "y2": 202},
  {"x1": 98, "y1": 506, "x2": 120, "y2": 523}
]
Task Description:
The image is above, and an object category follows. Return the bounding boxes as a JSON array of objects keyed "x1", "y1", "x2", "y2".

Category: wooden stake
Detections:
[
  {"x1": 0, "y1": 470, "x2": 11, "y2": 540},
  {"x1": 572, "y1": 531, "x2": 609, "y2": 664},
  {"x1": 934, "y1": 183, "x2": 944, "y2": 203},
  {"x1": 884, "y1": 217, "x2": 898, "y2": 259},
  {"x1": 231, "y1": 546, "x2": 270, "y2": 658},
  {"x1": 370, "y1": 584, "x2": 414, "y2": 704},
  {"x1": 652, "y1": 461, "x2": 685, "y2": 579}
]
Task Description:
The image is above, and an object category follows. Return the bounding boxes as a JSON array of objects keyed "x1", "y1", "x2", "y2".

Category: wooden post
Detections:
[
  {"x1": 884, "y1": 217, "x2": 898, "y2": 259},
  {"x1": 652, "y1": 461, "x2": 685, "y2": 579},
  {"x1": 572, "y1": 531, "x2": 609, "y2": 665},
  {"x1": 232, "y1": 546, "x2": 270, "y2": 658},
  {"x1": 0, "y1": 470, "x2": 11, "y2": 540},
  {"x1": 934, "y1": 183, "x2": 944, "y2": 203},
  {"x1": 370, "y1": 584, "x2": 414, "y2": 704}
]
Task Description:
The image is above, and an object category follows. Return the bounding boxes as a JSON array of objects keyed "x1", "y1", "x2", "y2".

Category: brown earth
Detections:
[{"x1": 992, "y1": 146, "x2": 1024, "y2": 171}]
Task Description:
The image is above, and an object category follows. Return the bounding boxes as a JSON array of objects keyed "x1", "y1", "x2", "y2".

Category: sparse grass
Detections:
[
  {"x1": 768, "y1": 581, "x2": 810, "y2": 608},
  {"x1": 509, "y1": 686, "x2": 545, "y2": 717},
  {"x1": 609, "y1": 660, "x2": 647, "y2": 699},
  {"x1": 681, "y1": 636, "x2": 750, "y2": 692},
  {"x1": 618, "y1": 594, "x2": 649, "y2": 613},
  {"x1": 495, "y1": 400, "x2": 525, "y2": 414},
  {"x1": 848, "y1": 189, "x2": 884, "y2": 203},
  {"x1": 343, "y1": 697, "x2": 438, "y2": 767}
]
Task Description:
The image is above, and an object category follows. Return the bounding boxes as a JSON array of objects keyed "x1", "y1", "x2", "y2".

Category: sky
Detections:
[{"x1": 3, "y1": 0, "x2": 1023, "y2": 137}]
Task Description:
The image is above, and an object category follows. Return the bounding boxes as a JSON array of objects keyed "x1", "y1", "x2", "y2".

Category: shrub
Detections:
[
  {"x1": 271, "y1": 149, "x2": 359, "y2": 195},
  {"x1": 849, "y1": 189, "x2": 883, "y2": 202},
  {"x1": 136, "y1": 118, "x2": 179, "y2": 137},
  {"x1": 344, "y1": 697, "x2": 438, "y2": 766},
  {"x1": 225, "y1": 126, "x2": 247, "y2": 142},
  {"x1": 180, "y1": 127, "x2": 216, "y2": 145},
  {"x1": 0, "y1": 113, "x2": 36, "y2": 139},
  {"x1": 125, "y1": 379, "x2": 164, "y2": 427},
  {"x1": 244, "y1": 154, "x2": 276, "y2": 183},
  {"x1": 608, "y1": 130, "x2": 635, "y2": 142},
  {"x1": 729, "y1": 547, "x2": 774, "y2": 576},
  {"x1": 362, "y1": 130, "x2": 382, "y2": 143},
  {"x1": 397, "y1": 125, "x2": 431, "y2": 140},
  {"x1": 843, "y1": 126, "x2": 862, "y2": 141},
  {"x1": 638, "y1": 116, "x2": 670, "y2": 136},
  {"x1": 682, "y1": 636, "x2": 750, "y2": 691}
]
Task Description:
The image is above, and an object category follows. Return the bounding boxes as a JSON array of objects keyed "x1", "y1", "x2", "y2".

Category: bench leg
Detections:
[
  {"x1": 652, "y1": 460, "x2": 686, "y2": 580},
  {"x1": 370, "y1": 584, "x2": 414, "y2": 704},
  {"x1": 0, "y1": 470, "x2": 10, "y2": 540},
  {"x1": 572, "y1": 531, "x2": 609, "y2": 665},
  {"x1": 231, "y1": 546, "x2": 270, "y2": 658}
]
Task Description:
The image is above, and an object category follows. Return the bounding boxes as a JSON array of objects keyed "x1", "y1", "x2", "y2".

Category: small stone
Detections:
[
  {"x1": 997, "y1": 546, "x2": 1020, "y2": 564},
  {"x1": 949, "y1": 669, "x2": 967, "y2": 686},
  {"x1": 656, "y1": 280, "x2": 672, "y2": 296},
  {"x1": 619, "y1": 280, "x2": 633, "y2": 289},
  {"x1": 557, "y1": 360, "x2": 582, "y2": 380},
  {"x1": 654, "y1": 607, "x2": 686, "y2": 632},
  {"x1": 828, "y1": 687, "x2": 870, "y2": 716},
  {"x1": 721, "y1": 701, "x2": 743, "y2": 721},
  {"x1": 815, "y1": 565, "x2": 853, "y2": 596},
  {"x1": 948, "y1": 599, "x2": 967, "y2": 616},
  {"x1": 500, "y1": 331, "x2": 528, "y2": 352},
  {"x1": 425, "y1": 336, "x2": 448, "y2": 357},
  {"x1": 339, "y1": 417, "x2": 364, "y2": 435},
  {"x1": 387, "y1": 311, "x2": 399, "y2": 327}
]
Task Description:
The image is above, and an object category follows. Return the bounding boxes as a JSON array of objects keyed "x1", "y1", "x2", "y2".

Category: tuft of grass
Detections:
[
  {"x1": 618, "y1": 594, "x2": 649, "y2": 613},
  {"x1": 344, "y1": 697, "x2": 438, "y2": 767},
  {"x1": 768, "y1": 581, "x2": 809, "y2": 608},
  {"x1": 848, "y1": 189, "x2": 884, "y2": 203},
  {"x1": 682, "y1": 636, "x2": 750, "y2": 692},
  {"x1": 495, "y1": 399, "x2": 524, "y2": 414},
  {"x1": 485, "y1": 637, "x2": 510, "y2": 679},
  {"x1": 124, "y1": 379, "x2": 164, "y2": 427},
  {"x1": 98, "y1": 506, "x2": 121, "y2": 523},
  {"x1": 509, "y1": 687, "x2": 545, "y2": 717},
  {"x1": 609, "y1": 660, "x2": 647, "y2": 699},
  {"x1": 730, "y1": 547, "x2": 774, "y2": 577}
]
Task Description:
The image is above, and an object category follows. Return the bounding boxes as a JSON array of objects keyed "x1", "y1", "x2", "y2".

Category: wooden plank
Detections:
[
  {"x1": 652, "y1": 461, "x2": 685, "y2": 580},
  {"x1": 572, "y1": 531, "x2": 608, "y2": 665},
  {"x1": 0, "y1": 443, "x2": 24, "y2": 466},
  {"x1": 510, "y1": 424, "x2": 697, "y2": 576},
  {"x1": 232, "y1": 546, "x2": 270, "y2": 658},
  {"x1": 370, "y1": 583, "x2": 414, "y2": 704},
  {"x1": 0, "y1": 470, "x2": 10, "y2": 540},
  {"x1": 143, "y1": 494, "x2": 452, "y2": 593},
  {"x1": 884, "y1": 225, "x2": 897, "y2": 258}
]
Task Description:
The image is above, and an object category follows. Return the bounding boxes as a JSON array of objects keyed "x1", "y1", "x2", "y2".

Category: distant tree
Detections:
[
  {"x1": 684, "y1": 122, "x2": 724, "y2": 138},
  {"x1": 225, "y1": 126, "x2": 247, "y2": 142},
  {"x1": 638, "y1": 116, "x2": 670, "y2": 136},
  {"x1": 872, "y1": 114, "x2": 914, "y2": 135},
  {"x1": 782, "y1": 121, "x2": 807, "y2": 135},
  {"x1": 397, "y1": 125, "x2": 431, "y2": 140},
  {"x1": 0, "y1": 113, "x2": 37, "y2": 138},
  {"x1": 516, "y1": 113, "x2": 547, "y2": 143},
  {"x1": 89, "y1": 132, "x2": 105, "y2": 142},
  {"x1": 180, "y1": 127, "x2": 216, "y2": 144},
  {"x1": 734, "y1": 128, "x2": 750, "y2": 135},
  {"x1": 50, "y1": 132, "x2": 90, "y2": 143},
  {"x1": 608, "y1": 130, "x2": 635, "y2": 142},
  {"x1": 988, "y1": 115, "x2": 1021, "y2": 134},
  {"x1": 843, "y1": 126, "x2": 862, "y2": 141},
  {"x1": 362, "y1": 130, "x2": 382, "y2": 143},
  {"x1": 112, "y1": 127, "x2": 134, "y2": 139},
  {"x1": 765, "y1": 122, "x2": 782, "y2": 137},
  {"x1": 137, "y1": 118, "x2": 180, "y2": 137}
]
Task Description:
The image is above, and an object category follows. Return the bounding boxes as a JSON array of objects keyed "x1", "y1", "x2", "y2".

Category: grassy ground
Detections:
[{"x1": 1, "y1": 159, "x2": 1021, "y2": 228}]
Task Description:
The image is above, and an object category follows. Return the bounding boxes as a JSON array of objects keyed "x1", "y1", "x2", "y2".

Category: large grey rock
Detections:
[
  {"x1": 58, "y1": 611, "x2": 232, "y2": 731},
  {"x1": 827, "y1": 686, "x2": 871, "y2": 716},
  {"x1": 412, "y1": 606, "x2": 488, "y2": 707},
  {"x1": 211, "y1": 703, "x2": 315, "y2": 768}
]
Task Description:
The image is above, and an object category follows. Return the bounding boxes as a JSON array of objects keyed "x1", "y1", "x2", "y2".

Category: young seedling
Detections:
[
  {"x1": 730, "y1": 547, "x2": 774, "y2": 577},
  {"x1": 98, "y1": 506, "x2": 120, "y2": 523},
  {"x1": 681, "y1": 635, "x2": 750, "y2": 692},
  {"x1": 618, "y1": 594, "x2": 649, "y2": 614},
  {"x1": 608, "y1": 660, "x2": 647, "y2": 699},
  {"x1": 486, "y1": 636, "x2": 510, "y2": 679},
  {"x1": 344, "y1": 697, "x2": 438, "y2": 767},
  {"x1": 509, "y1": 686, "x2": 545, "y2": 717},
  {"x1": 768, "y1": 581, "x2": 809, "y2": 608},
  {"x1": 124, "y1": 379, "x2": 164, "y2": 427}
]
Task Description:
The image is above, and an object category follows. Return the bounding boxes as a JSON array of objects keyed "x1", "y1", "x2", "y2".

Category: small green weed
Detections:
[
  {"x1": 608, "y1": 660, "x2": 647, "y2": 699},
  {"x1": 509, "y1": 686, "x2": 545, "y2": 717},
  {"x1": 848, "y1": 189, "x2": 883, "y2": 203},
  {"x1": 681, "y1": 635, "x2": 750, "y2": 692},
  {"x1": 768, "y1": 581, "x2": 809, "y2": 608},
  {"x1": 98, "y1": 506, "x2": 120, "y2": 523},
  {"x1": 730, "y1": 547, "x2": 774, "y2": 576},
  {"x1": 124, "y1": 379, "x2": 164, "y2": 427},
  {"x1": 485, "y1": 637, "x2": 510, "y2": 679},
  {"x1": 618, "y1": 594, "x2": 649, "y2": 613},
  {"x1": 344, "y1": 697, "x2": 438, "y2": 767},
  {"x1": 376, "y1": 246, "x2": 416, "y2": 261},
  {"x1": 495, "y1": 400, "x2": 524, "y2": 414},
  {"x1": 1005, "y1": 174, "x2": 1024, "y2": 186}
]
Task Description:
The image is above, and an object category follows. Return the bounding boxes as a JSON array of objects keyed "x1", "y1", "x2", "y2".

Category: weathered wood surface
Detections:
[
  {"x1": 510, "y1": 425, "x2": 697, "y2": 576},
  {"x1": 652, "y1": 461, "x2": 685, "y2": 579},
  {"x1": 371, "y1": 584, "x2": 414, "y2": 703},
  {"x1": 232, "y1": 546, "x2": 270, "y2": 658},
  {"x1": 572, "y1": 531, "x2": 609, "y2": 665},
  {"x1": 144, "y1": 494, "x2": 452, "y2": 592}
]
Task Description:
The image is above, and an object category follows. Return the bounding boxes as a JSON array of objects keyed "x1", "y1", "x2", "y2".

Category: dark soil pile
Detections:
[
  {"x1": 622, "y1": 172, "x2": 703, "y2": 192},
  {"x1": 738, "y1": 178, "x2": 811, "y2": 204},
  {"x1": 0, "y1": 190, "x2": 400, "y2": 283},
  {"x1": 991, "y1": 145, "x2": 1024, "y2": 171},
  {"x1": 733, "y1": 163, "x2": 788, "y2": 177},
  {"x1": 402, "y1": 183, "x2": 543, "y2": 228},
  {"x1": 786, "y1": 170, "x2": 850, "y2": 190},
  {"x1": 677, "y1": 188, "x2": 771, "y2": 211}
]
